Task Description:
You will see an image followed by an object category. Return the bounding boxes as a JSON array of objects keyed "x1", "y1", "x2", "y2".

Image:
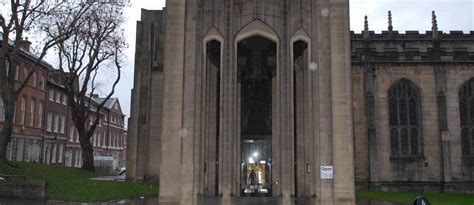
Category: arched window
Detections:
[
  {"x1": 459, "y1": 78, "x2": 474, "y2": 156},
  {"x1": 388, "y1": 79, "x2": 422, "y2": 157}
]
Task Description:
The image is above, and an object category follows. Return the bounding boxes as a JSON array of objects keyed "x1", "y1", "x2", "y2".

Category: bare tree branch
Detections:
[
  {"x1": 49, "y1": 2, "x2": 126, "y2": 171},
  {"x1": 0, "y1": 0, "x2": 98, "y2": 165}
]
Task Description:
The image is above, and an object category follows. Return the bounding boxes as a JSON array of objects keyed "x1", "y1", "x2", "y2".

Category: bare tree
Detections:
[
  {"x1": 51, "y1": 3, "x2": 126, "y2": 171},
  {"x1": 0, "y1": 0, "x2": 92, "y2": 166}
]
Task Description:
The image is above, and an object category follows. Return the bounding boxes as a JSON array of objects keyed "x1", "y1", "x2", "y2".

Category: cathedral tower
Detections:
[{"x1": 127, "y1": 0, "x2": 355, "y2": 204}]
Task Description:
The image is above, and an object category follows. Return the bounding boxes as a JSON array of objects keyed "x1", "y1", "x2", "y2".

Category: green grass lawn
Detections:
[
  {"x1": 0, "y1": 162, "x2": 158, "y2": 202},
  {"x1": 357, "y1": 191, "x2": 474, "y2": 205}
]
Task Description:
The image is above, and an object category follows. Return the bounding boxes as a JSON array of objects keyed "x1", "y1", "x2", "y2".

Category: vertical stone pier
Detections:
[
  {"x1": 330, "y1": 0, "x2": 356, "y2": 204},
  {"x1": 159, "y1": 0, "x2": 186, "y2": 204}
]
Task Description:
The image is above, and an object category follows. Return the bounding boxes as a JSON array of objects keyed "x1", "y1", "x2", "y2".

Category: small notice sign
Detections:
[{"x1": 320, "y1": 166, "x2": 334, "y2": 179}]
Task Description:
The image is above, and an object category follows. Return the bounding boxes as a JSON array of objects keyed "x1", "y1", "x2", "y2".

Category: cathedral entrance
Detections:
[
  {"x1": 238, "y1": 35, "x2": 276, "y2": 197},
  {"x1": 241, "y1": 140, "x2": 272, "y2": 196}
]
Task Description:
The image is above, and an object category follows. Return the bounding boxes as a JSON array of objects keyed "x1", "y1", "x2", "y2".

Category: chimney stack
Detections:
[{"x1": 19, "y1": 37, "x2": 31, "y2": 52}]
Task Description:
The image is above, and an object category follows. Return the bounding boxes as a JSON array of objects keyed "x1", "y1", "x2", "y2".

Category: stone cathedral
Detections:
[{"x1": 126, "y1": 0, "x2": 474, "y2": 204}]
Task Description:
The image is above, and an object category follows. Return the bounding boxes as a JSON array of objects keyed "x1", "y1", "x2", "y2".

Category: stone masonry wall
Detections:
[
  {"x1": 0, "y1": 179, "x2": 47, "y2": 200},
  {"x1": 352, "y1": 30, "x2": 474, "y2": 192}
]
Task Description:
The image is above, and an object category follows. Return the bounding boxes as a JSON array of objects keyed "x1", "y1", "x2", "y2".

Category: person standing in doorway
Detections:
[{"x1": 250, "y1": 169, "x2": 256, "y2": 186}]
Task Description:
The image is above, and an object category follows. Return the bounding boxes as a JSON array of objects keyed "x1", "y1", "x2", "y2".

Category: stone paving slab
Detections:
[
  {"x1": 0, "y1": 197, "x2": 408, "y2": 205},
  {"x1": 89, "y1": 175, "x2": 125, "y2": 182}
]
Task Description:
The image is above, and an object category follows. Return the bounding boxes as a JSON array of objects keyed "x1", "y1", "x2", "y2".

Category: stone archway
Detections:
[{"x1": 237, "y1": 35, "x2": 277, "y2": 197}]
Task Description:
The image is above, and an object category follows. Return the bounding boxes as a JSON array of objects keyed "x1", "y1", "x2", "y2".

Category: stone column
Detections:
[
  {"x1": 133, "y1": 20, "x2": 152, "y2": 181},
  {"x1": 329, "y1": 0, "x2": 356, "y2": 204},
  {"x1": 126, "y1": 25, "x2": 141, "y2": 180},
  {"x1": 433, "y1": 38, "x2": 449, "y2": 191},
  {"x1": 221, "y1": 0, "x2": 234, "y2": 198},
  {"x1": 364, "y1": 63, "x2": 378, "y2": 186},
  {"x1": 317, "y1": 0, "x2": 335, "y2": 203},
  {"x1": 147, "y1": 21, "x2": 165, "y2": 182},
  {"x1": 181, "y1": 0, "x2": 199, "y2": 204},
  {"x1": 159, "y1": 0, "x2": 186, "y2": 204},
  {"x1": 280, "y1": 0, "x2": 295, "y2": 198}
]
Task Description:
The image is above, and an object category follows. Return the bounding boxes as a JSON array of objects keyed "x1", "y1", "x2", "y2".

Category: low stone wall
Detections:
[
  {"x1": 369, "y1": 181, "x2": 443, "y2": 193},
  {"x1": 357, "y1": 181, "x2": 474, "y2": 194},
  {"x1": 444, "y1": 182, "x2": 474, "y2": 193},
  {"x1": 0, "y1": 179, "x2": 47, "y2": 200}
]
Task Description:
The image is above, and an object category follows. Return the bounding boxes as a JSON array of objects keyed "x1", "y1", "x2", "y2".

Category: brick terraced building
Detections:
[
  {"x1": 0, "y1": 40, "x2": 127, "y2": 170},
  {"x1": 2, "y1": 38, "x2": 49, "y2": 163}
]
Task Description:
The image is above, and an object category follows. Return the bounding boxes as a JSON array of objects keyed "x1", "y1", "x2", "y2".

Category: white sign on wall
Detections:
[{"x1": 320, "y1": 166, "x2": 334, "y2": 179}]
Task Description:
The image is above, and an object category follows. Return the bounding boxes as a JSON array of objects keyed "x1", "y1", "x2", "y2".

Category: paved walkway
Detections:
[
  {"x1": 89, "y1": 175, "x2": 125, "y2": 181},
  {"x1": 0, "y1": 197, "x2": 407, "y2": 205},
  {"x1": 197, "y1": 198, "x2": 407, "y2": 205}
]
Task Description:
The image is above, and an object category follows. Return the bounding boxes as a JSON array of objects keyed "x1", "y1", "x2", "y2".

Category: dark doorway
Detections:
[
  {"x1": 238, "y1": 35, "x2": 276, "y2": 197},
  {"x1": 204, "y1": 40, "x2": 221, "y2": 196},
  {"x1": 293, "y1": 40, "x2": 309, "y2": 197}
]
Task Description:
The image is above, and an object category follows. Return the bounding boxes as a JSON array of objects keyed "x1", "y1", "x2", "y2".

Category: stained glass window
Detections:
[
  {"x1": 459, "y1": 78, "x2": 474, "y2": 156},
  {"x1": 388, "y1": 79, "x2": 422, "y2": 157}
]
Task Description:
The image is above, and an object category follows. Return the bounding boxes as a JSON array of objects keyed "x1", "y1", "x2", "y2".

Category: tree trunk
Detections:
[
  {"x1": 72, "y1": 106, "x2": 97, "y2": 172},
  {"x1": 0, "y1": 72, "x2": 16, "y2": 164},
  {"x1": 79, "y1": 134, "x2": 95, "y2": 172},
  {"x1": 0, "y1": 130, "x2": 11, "y2": 162},
  {"x1": 0, "y1": 113, "x2": 13, "y2": 162}
]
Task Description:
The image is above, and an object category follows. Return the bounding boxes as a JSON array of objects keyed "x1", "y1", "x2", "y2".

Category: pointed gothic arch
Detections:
[
  {"x1": 387, "y1": 78, "x2": 423, "y2": 158},
  {"x1": 459, "y1": 78, "x2": 474, "y2": 156}
]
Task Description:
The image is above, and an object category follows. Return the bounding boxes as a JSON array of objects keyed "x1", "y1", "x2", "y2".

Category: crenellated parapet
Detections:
[
  {"x1": 351, "y1": 11, "x2": 474, "y2": 64},
  {"x1": 351, "y1": 31, "x2": 474, "y2": 64}
]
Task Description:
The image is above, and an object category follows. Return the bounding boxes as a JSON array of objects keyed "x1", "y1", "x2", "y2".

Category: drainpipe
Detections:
[
  {"x1": 40, "y1": 67, "x2": 50, "y2": 164},
  {"x1": 63, "y1": 96, "x2": 70, "y2": 166},
  {"x1": 106, "y1": 110, "x2": 110, "y2": 155}
]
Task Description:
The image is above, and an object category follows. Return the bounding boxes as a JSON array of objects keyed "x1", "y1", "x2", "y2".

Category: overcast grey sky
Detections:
[{"x1": 115, "y1": 0, "x2": 473, "y2": 124}]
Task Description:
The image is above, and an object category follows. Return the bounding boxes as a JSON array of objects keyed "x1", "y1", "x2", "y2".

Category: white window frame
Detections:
[
  {"x1": 38, "y1": 102, "x2": 43, "y2": 128},
  {"x1": 108, "y1": 132, "x2": 112, "y2": 147},
  {"x1": 97, "y1": 134, "x2": 101, "y2": 147},
  {"x1": 92, "y1": 133, "x2": 96, "y2": 147},
  {"x1": 60, "y1": 116, "x2": 65, "y2": 134},
  {"x1": 13, "y1": 104, "x2": 16, "y2": 123},
  {"x1": 62, "y1": 94, "x2": 68, "y2": 105},
  {"x1": 29, "y1": 99, "x2": 35, "y2": 127},
  {"x1": 74, "y1": 151, "x2": 79, "y2": 167},
  {"x1": 20, "y1": 96, "x2": 26, "y2": 125},
  {"x1": 69, "y1": 127, "x2": 74, "y2": 142},
  {"x1": 14, "y1": 65, "x2": 19, "y2": 80},
  {"x1": 47, "y1": 113, "x2": 52, "y2": 132},
  {"x1": 39, "y1": 75, "x2": 45, "y2": 90},
  {"x1": 119, "y1": 134, "x2": 122, "y2": 148},
  {"x1": 55, "y1": 91, "x2": 61, "y2": 103},
  {"x1": 54, "y1": 114, "x2": 59, "y2": 133},
  {"x1": 49, "y1": 89, "x2": 54, "y2": 101},
  {"x1": 31, "y1": 72, "x2": 37, "y2": 87},
  {"x1": 51, "y1": 144, "x2": 57, "y2": 163},
  {"x1": 58, "y1": 144, "x2": 63, "y2": 163},
  {"x1": 23, "y1": 66, "x2": 29, "y2": 81},
  {"x1": 103, "y1": 131, "x2": 106, "y2": 147}
]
